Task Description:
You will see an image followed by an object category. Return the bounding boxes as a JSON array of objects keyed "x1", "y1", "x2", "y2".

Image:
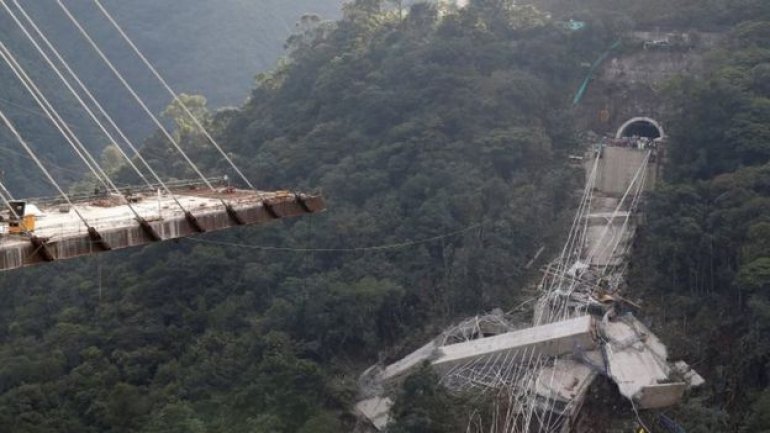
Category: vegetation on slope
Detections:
[
  {"x1": 534, "y1": 0, "x2": 770, "y2": 30},
  {"x1": 631, "y1": 17, "x2": 770, "y2": 432},
  {"x1": 13, "y1": 0, "x2": 343, "y2": 109},
  {"x1": 0, "y1": 0, "x2": 342, "y2": 195},
  {"x1": 0, "y1": 0, "x2": 619, "y2": 431},
  {"x1": 1, "y1": 0, "x2": 766, "y2": 432}
]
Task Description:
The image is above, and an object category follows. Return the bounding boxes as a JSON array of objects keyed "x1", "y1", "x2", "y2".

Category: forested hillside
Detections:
[
  {"x1": 16, "y1": 0, "x2": 344, "y2": 108},
  {"x1": 532, "y1": 0, "x2": 770, "y2": 30},
  {"x1": 0, "y1": 0, "x2": 342, "y2": 195},
  {"x1": 631, "y1": 17, "x2": 770, "y2": 432},
  {"x1": 0, "y1": 1, "x2": 615, "y2": 431},
  {"x1": 0, "y1": 0, "x2": 767, "y2": 432}
]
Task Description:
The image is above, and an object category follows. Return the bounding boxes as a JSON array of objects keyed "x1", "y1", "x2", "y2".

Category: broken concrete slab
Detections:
[
  {"x1": 601, "y1": 314, "x2": 701, "y2": 409},
  {"x1": 603, "y1": 315, "x2": 668, "y2": 360},
  {"x1": 533, "y1": 359, "x2": 597, "y2": 405},
  {"x1": 433, "y1": 316, "x2": 597, "y2": 373},
  {"x1": 673, "y1": 360, "x2": 706, "y2": 388},
  {"x1": 381, "y1": 340, "x2": 440, "y2": 383},
  {"x1": 636, "y1": 382, "x2": 688, "y2": 409},
  {"x1": 604, "y1": 319, "x2": 670, "y2": 401},
  {"x1": 355, "y1": 397, "x2": 393, "y2": 431}
]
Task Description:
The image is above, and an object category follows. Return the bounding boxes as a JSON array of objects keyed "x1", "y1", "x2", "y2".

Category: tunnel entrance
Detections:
[{"x1": 615, "y1": 117, "x2": 664, "y2": 139}]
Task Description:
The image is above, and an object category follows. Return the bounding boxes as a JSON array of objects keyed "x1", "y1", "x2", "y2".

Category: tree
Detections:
[
  {"x1": 142, "y1": 402, "x2": 205, "y2": 433},
  {"x1": 389, "y1": 365, "x2": 464, "y2": 433},
  {"x1": 100, "y1": 145, "x2": 126, "y2": 176},
  {"x1": 162, "y1": 94, "x2": 211, "y2": 145},
  {"x1": 745, "y1": 390, "x2": 770, "y2": 432},
  {"x1": 105, "y1": 383, "x2": 149, "y2": 431}
]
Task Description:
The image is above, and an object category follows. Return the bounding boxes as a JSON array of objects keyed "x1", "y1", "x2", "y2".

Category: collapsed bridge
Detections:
[{"x1": 355, "y1": 127, "x2": 702, "y2": 432}]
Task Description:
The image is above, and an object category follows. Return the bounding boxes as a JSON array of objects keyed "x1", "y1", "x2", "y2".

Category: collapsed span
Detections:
[{"x1": 355, "y1": 139, "x2": 701, "y2": 433}]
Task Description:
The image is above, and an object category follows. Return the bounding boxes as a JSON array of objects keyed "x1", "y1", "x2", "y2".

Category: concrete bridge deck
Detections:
[{"x1": 0, "y1": 187, "x2": 324, "y2": 271}]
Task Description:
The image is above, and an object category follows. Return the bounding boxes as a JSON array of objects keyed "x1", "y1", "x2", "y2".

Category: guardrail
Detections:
[{"x1": 24, "y1": 177, "x2": 229, "y2": 207}]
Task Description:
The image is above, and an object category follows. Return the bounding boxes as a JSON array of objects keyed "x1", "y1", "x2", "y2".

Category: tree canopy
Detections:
[{"x1": 0, "y1": 0, "x2": 767, "y2": 432}]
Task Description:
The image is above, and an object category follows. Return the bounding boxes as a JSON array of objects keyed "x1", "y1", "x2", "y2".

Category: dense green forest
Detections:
[
  {"x1": 0, "y1": 1, "x2": 597, "y2": 431},
  {"x1": 0, "y1": 0, "x2": 767, "y2": 432},
  {"x1": 630, "y1": 18, "x2": 770, "y2": 432},
  {"x1": 534, "y1": 0, "x2": 769, "y2": 30},
  {"x1": 11, "y1": 0, "x2": 343, "y2": 109}
]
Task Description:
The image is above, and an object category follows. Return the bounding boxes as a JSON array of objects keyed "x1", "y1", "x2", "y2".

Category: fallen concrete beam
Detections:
[
  {"x1": 381, "y1": 340, "x2": 439, "y2": 383},
  {"x1": 586, "y1": 211, "x2": 632, "y2": 221},
  {"x1": 433, "y1": 316, "x2": 596, "y2": 373}
]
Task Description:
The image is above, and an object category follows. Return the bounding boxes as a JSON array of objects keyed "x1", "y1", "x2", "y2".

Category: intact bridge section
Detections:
[{"x1": 0, "y1": 185, "x2": 325, "y2": 272}]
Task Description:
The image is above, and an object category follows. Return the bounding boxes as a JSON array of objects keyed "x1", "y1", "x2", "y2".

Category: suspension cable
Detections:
[
  {"x1": 0, "y1": 41, "x2": 113, "y2": 193},
  {"x1": 0, "y1": 177, "x2": 14, "y2": 201},
  {"x1": 594, "y1": 152, "x2": 649, "y2": 280},
  {"x1": 57, "y1": 0, "x2": 270, "y2": 227},
  {"x1": 0, "y1": 181, "x2": 25, "y2": 231},
  {"x1": 186, "y1": 221, "x2": 485, "y2": 252},
  {"x1": 1, "y1": 0, "x2": 151, "y2": 187},
  {"x1": 93, "y1": 0, "x2": 257, "y2": 191},
  {"x1": 585, "y1": 153, "x2": 648, "y2": 261},
  {"x1": 0, "y1": 41, "x2": 157, "y2": 226},
  {"x1": 7, "y1": 0, "x2": 195, "y2": 216},
  {"x1": 55, "y1": 0, "x2": 215, "y2": 192},
  {"x1": 0, "y1": 107, "x2": 91, "y2": 227}
]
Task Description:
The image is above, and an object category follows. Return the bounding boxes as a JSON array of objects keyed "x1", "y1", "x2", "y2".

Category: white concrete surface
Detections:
[
  {"x1": 433, "y1": 316, "x2": 596, "y2": 373},
  {"x1": 533, "y1": 359, "x2": 597, "y2": 405},
  {"x1": 0, "y1": 189, "x2": 324, "y2": 271},
  {"x1": 593, "y1": 147, "x2": 656, "y2": 196},
  {"x1": 0, "y1": 189, "x2": 286, "y2": 246},
  {"x1": 355, "y1": 397, "x2": 393, "y2": 431},
  {"x1": 381, "y1": 340, "x2": 439, "y2": 382},
  {"x1": 602, "y1": 315, "x2": 694, "y2": 408}
]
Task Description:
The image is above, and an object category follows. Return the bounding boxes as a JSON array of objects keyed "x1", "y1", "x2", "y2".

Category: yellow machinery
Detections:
[{"x1": 1, "y1": 201, "x2": 35, "y2": 234}]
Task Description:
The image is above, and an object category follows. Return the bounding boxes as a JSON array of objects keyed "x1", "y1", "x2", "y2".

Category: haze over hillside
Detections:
[
  {"x1": 0, "y1": 0, "x2": 343, "y2": 194},
  {"x1": 0, "y1": 1, "x2": 767, "y2": 432}
]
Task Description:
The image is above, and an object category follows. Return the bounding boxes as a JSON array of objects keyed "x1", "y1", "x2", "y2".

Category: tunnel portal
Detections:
[{"x1": 616, "y1": 117, "x2": 664, "y2": 139}]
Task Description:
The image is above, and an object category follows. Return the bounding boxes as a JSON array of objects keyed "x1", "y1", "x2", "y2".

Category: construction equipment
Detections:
[{"x1": 0, "y1": 201, "x2": 35, "y2": 234}]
